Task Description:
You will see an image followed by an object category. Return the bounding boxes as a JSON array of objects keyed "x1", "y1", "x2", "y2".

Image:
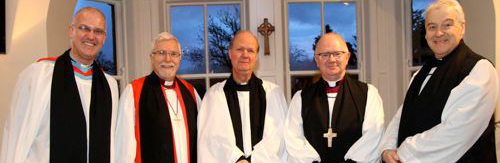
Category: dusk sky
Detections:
[
  {"x1": 171, "y1": 4, "x2": 239, "y2": 74},
  {"x1": 288, "y1": 2, "x2": 357, "y2": 71}
]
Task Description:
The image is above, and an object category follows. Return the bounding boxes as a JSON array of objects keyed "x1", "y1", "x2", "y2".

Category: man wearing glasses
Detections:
[
  {"x1": 116, "y1": 32, "x2": 202, "y2": 163},
  {"x1": 0, "y1": 7, "x2": 119, "y2": 162},
  {"x1": 284, "y1": 32, "x2": 385, "y2": 163}
]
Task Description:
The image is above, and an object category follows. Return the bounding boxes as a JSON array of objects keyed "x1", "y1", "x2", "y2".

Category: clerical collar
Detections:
[
  {"x1": 326, "y1": 79, "x2": 342, "y2": 87},
  {"x1": 325, "y1": 78, "x2": 343, "y2": 93},
  {"x1": 69, "y1": 53, "x2": 94, "y2": 68},
  {"x1": 238, "y1": 82, "x2": 248, "y2": 85},
  {"x1": 159, "y1": 78, "x2": 176, "y2": 89}
]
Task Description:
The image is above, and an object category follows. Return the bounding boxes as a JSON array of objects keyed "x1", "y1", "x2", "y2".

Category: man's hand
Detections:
[
  {"x1": 382, "y1": 149, "x2": 401, "y2": 163},
  {"x1": 236, "y1": 160, "x2": 250, "y2": 163}
]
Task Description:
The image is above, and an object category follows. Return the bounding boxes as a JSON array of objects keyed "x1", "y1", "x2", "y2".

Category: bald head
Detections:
[
  {"x1": 72, "y1": 7, "x2": 106, "y2": 27},
  {"x1": 229, "y1": 30, "x2": 260, "y2": 53},
  {"x1": 315, "y1": 33, "x2": 347, "y2": 52},
  {"x1": 314, "y1": 32, "x2": 350, "y2": 81}
]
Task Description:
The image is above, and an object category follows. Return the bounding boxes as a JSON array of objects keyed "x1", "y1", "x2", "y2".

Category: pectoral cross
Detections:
[
  {"x1": 257, "y1": 18, "x2": 275, "y2": 55},
  {"x1": 173, "y1": 117, "x2": 182, "y2": 122},
  {"x1": 323, "y1": 128, "x2": 337, "y2": 148}
]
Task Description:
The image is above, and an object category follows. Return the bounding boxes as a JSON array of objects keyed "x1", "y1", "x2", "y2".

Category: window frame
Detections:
[
  {"x1": 283, "y1": 0, "x2": 365, "y2": 100},
  {"x1": 164, "y1": 0, "x2": 246, "y2": 92}
]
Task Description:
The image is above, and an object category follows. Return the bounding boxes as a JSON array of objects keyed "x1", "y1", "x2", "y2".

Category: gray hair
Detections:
[
  {"x1": 151, "y1": 32, "x2": 181, "y2": 52},
  {"x1": 425, "y1": 0, "x2": 465, "y2": 24}
]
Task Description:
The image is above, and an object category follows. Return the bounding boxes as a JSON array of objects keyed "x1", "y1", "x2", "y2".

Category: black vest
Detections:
[
  {"x1": 301, "y1": 75, "x2": 368, "y2": 162},
  {"x1": 398, "y1": 40, "x2": 496, "y2": 163}
]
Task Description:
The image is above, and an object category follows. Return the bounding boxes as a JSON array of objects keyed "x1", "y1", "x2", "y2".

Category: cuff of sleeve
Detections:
[{"x1": 397, "y1": 145, "x2": 422, "y2": 163}]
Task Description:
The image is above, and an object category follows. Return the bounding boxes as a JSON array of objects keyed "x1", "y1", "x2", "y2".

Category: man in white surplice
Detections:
[
  {"x1": 285, "y1": 33, "x2": 384, "y2": 163},
  {"x1": 197, "y1": 30, "x2": 287, "y2": 163},
  {"x1": 381, "y1": 0, "x2": 499, "y2": 162},
  {"x1": 0, "y1": 7, "x2": 119, "y2": 163}
]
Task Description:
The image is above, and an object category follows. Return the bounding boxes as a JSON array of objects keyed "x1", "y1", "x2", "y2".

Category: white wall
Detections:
[
  {"x1": 461, "y1": 0, "x2": 495, "y2": 62},
  {"x1": 494, "y1": 0, "x2": 500, "y2": 158},
  {"x1": 0, "y1": 0, "x2": 51, "y2": 141}
]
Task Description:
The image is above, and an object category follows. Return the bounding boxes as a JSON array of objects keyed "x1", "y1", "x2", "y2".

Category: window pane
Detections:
[
  {"x1": 171, "y1": 6, "x2": 206, "y2": 74},
  {"x1": 288, "y1": 3, "x2": 321, "y2": 71},
  {"x1": 324, "y1": 2, "x2": 358, "y2": 69},
  {"x1": 184, "y1": 78, "x2": 206, "y2": 98},
  {"x1": 207, "y1": 5, "x2": 240, "y2": 73},
  {"x1": 209, "y1": 77, "x2": 226, "y2": 86},
  {"x1": 75, "y1": 0, "x2": 117, "y2": 75},
  {"x1": 412, "y1": 0, "x2": 435, "y2": 66}
]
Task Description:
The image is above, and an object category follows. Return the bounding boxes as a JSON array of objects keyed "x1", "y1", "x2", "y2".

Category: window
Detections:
[
  {"x1": 167, "y1": 2, "x2": 243, "y2": 97},
  {"x1": 285, "y1": 0, "x2": 362, "y2": 98},
  {"x1": 74, "y1": 0, "x2": 127, "y2": 90},
  {"x1": 411, "y1": 0, "x2": 435, "y2": 67},
  {"x1": 404, "y1": 0, "x2": 435, "y2": 83}
]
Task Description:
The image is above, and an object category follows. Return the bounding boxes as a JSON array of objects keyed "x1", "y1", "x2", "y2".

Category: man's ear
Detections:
[{"x1": 461, "y1": 22, "x2": 466, "y2": 36}]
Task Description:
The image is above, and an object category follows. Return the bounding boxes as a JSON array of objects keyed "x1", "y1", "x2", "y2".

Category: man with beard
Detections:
[{"x1": 116, "y1": 32, "x2": 201, "y2": 163}]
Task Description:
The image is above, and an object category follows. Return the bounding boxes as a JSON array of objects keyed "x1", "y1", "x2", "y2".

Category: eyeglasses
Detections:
[
  {"x1": 316, "y1": 51, "x2": 349, "y2": 60},
  {"x1": 152, "y1": 50, "x2": 181, "y2": 58},
  {"x1": 73, "y1": 24, "x2": 106, "y2": 36}
]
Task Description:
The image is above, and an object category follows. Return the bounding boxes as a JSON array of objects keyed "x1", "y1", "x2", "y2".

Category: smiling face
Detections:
[
  {"x1": 314, "y1": 33, "x2": 350, "y2": 81},
  {"x1": 69, "y1": 8, "x2": 106, "y2": 65},
  {"x1": 229, "y1": 31, "x2": 259, "y2": 77},
  {"x1": 425, "y1": 6, "x2": 465, "y2": 59},
  {"x1": 150, "y1": 39, "x2": 182, "y2": 81}
]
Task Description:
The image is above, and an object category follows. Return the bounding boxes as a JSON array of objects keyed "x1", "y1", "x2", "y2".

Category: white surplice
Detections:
[
  {"x1": 0, "y1": 60, "x2": 119, "y2": 163},
  {"x1": 380, "y1": 59, "x2": 499, "y2": 163},
  {"x1": 197, "y1": 79, "x2": 288, "y2": 163},
  {"x1": 285, "y1": 81, "x2": 385, "y2": 163},
  {"x1": 115, "y1": 80, "x2": 202, "y2": 163}
]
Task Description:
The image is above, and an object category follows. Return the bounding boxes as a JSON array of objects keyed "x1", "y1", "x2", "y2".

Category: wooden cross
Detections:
[
  {"x1": 323, "y1": 128, "x2": 337, "y2": 148},
  {"x1": 257, "y1": 18, "x2": 275, "y2": 55}
]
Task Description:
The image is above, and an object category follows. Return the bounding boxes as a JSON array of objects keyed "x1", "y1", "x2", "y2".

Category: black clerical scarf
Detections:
[
  {"x1": 136, "y1": 72, "x2": 198, "y2": 163},
  {"x1": 223, "y1": 73, "x2": 267, "y2": 158},
  {"x1": 301, "y1": 75, "x2": 367, "y2": 163},
  {"x1": 50, "y1": 49, "x2": 112, "y2": 163},
  {"x1": 398, "y1": 40, "x2": 496, "y2": 162}
]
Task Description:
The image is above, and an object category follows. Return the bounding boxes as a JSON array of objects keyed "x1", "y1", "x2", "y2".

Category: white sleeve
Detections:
[
  {"x1": 114, "y1": 84, "x2": 137, "y2": 163},
  {"x1": 0, "y1": 63, "x2": 50, "y2": 163},
  {"x1": 397, "y1": 60, "x2": 499, "y2": 163},
  {"x1": 193, "y1": 88, "x2": 202, "y2": 111},
  {"x1": 251, "y1": 86, "x2": 287, "y2": 163},
  {"x1": 284, "y1": 91, "x2": 321, "y2": 163},
  {"x1": 345, "y1": 85, "x2": 385, "y2": 163},
  {"x1": 197, "y1": 88, "x2": 245, "y2": 163},
  {"x1": 379, "y1": 106, "x2": 403, "y2": 151}
]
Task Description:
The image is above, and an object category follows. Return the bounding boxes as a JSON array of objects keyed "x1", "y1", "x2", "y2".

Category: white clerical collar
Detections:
[
  {"x1": 164, "y1": 80, "x2": 174, "y2": 86},
  {"x1": 69, "y1": 52, "x2": 94, "y2": 67},
  {"x1": 238, "y1": 82, "x2": 248, "y2": 85},
  {"x1": 325, "y1": 79, "x2": 341, "y2": 87}
]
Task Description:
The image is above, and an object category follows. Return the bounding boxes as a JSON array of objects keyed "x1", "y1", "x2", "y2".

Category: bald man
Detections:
[
  {"x1": 0, "y1": 7, "x2": 119, "y2": 163},
  {"x1": 284, "y1": 33, "x2": 384, "y2": 163},
  {"x1": 197, "y1": 30, "x2": 287, "y2": 163}
]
